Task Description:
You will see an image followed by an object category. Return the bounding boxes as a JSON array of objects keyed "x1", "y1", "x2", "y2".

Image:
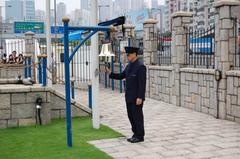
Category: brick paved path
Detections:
[{"x1": 53, "y1": 85, "x2": 240, "y2": 159}]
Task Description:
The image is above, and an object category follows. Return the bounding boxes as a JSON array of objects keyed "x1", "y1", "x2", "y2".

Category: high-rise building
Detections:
[
  {"x1": 164, "y1": 0, "x2": 215, "y2": 31},
  {"x1": 151, "y1": 5, "x2": 165, "y2": 32},
  {"x1": 131, "y1": 0, "x2": 145, "y2": 11},
  {"x1": 98, "y1": 0, "x2": 114, "y2": 22},
  {"x1": 5, "y1": 0, "x2": 24, "y2": 22},
  {"x1": 35, "y1": 9, "x2": 45, "y2": 22},
  {"x1": 151, "y1": 0, "x2": 159, "y2": 8},
  {"x1": 5, "y1": 0, "x2": 35, "y2": 22},
  {"x1": 80, "y1": 0, "x2": 89, "y2": 10},
  {"x1": 164, "y1": 0, "x2": 178, "y2": 31},
  {"x1": 70, "y1": 9, "x2": 90, "y2": 26},
  {"x1": 23, "y1": 0, "x2": 35, "y2": 21},
  {"x1": 57, "y1": 2, "x2": 67, "y2": 25},
  {"x1": 112, "y1": 0, "x2": 131, "y2": 18},
  {"x1": 192, "y1": 0, "x2": 215, "y2": 30}
]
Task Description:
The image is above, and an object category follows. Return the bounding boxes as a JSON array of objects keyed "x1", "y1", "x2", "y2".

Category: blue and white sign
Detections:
[
  {"x1": 51, "y1": 26, "x2": 64, "y2": 34},
  {"x1": 190, "y1": 37, "x2": 214, "y2": 54}
]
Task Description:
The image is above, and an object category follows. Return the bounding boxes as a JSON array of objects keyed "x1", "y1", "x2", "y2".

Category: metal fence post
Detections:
[
  {"x1": 27, "y1": 56, "x2": 32, "y2": 78},
  {"x1": 42, "y1": 54, "x2": 47, "y2": 86},
  {"x1": 63, "y1": 16, "x2": 72, "y2": 148},
  {"x1": 88, "y1": 82, "x2": 92, "y2": 109},
  {"x1": 118, "y1": 41, "x2": 123, "y2": 93},
  {"x1": 38, "y1": 56, "x2": 43, "y2": 84},
  {"x1": 104, "y1": 57, "x2": 108, "y2": 88},
  {"x1": 24, "y1": 56, "x2": 28, "y2": 78},
  {"x1": 71, "y1": 79, "x2": 75, "y2": 99},
  {"x1": 111, "y1": 56, "x2": 114, "y2": 91}
]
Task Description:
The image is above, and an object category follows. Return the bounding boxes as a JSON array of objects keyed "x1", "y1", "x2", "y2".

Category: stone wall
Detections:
[
  {"x1": 0, "y1": 64, "x2": 25, "y2": 79},
  {"x1": 50, "y1": 90, "x2": 90, "y2": 119},
  {"x1": 226, "y1": 71, "x2": 240, "y2": 123},
  {"x1": 148, "y1": 66, "x2": 173, "y2": 103},
  {"x1": 180, "y1": 68, "x2": 217, "y2": 116},
  {"x1": 0, "y1": 85, "x2": 91, "y2": 129},
  {"x1": 0, "y1": 85, "x2": 51, "y2": 128}
]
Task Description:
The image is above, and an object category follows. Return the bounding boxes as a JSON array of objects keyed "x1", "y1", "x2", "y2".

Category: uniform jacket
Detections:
[{"x1": 109, "y1": 59, "x2": 146, "y2": 103}]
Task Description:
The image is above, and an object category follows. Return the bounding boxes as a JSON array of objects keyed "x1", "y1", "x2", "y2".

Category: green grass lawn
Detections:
[{"x1": 0, "y1": 117, "x2": 123, "y2": 159}]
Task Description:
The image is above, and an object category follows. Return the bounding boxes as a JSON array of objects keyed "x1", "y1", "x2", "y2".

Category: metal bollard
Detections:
[
  {"x1": 111, "y1": 56, "x2": 114, "y2": 91},
  {"x1": 27, "y1": 55, "x2": 32, "y2": 78},
  {"x1": 71, "y1": 79, "x2": 75, "y2": 99},
  {"x1": 24, "y1": 57, "x2": 28, "y2": 78},
  {"x1": 38, "y1": 56, "x2": 43, "y2": 84},
  {"x1": 88, "y1": 83, "x2": 92, "y2": 109},
  {"x1": 42, "y1": 54, "x2": 47, "y2": 86}
]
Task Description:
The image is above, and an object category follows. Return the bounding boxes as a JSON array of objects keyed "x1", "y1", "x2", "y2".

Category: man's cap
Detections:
[{"x1": 124, "y1": 47, "x2": 139, "y2": 54}]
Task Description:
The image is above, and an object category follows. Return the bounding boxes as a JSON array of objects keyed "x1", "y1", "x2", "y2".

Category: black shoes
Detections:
[{"x1": 127, "y1": 137, "x2": 144, "y2": 143}]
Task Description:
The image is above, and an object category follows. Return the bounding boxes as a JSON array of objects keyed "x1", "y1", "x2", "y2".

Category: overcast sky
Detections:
[{"x1": 35, "y1": 0, "x2": 165, "y2": 13}]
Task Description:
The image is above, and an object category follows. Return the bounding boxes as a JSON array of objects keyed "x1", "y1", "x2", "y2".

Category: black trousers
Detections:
[{"x1": 126, "y1": 102, "x2": 145, "y2": 139}]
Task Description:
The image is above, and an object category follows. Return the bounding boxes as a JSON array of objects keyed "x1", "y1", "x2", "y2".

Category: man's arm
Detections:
[
  {"x1": 137, "y1": 65, "x2": 147, "y2": 100},
  {"x1": 106, "y1": 67, "x2": 126, "y2": 80}
]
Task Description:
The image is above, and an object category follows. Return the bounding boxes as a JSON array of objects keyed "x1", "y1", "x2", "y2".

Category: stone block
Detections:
[
  {"x1": 0, "y1": 110, "x2": 10, "y2": 119},
  {"x1": 226, "y1": 115, "x2": 235, "y2": 121},
  {"x1": 220, "y1": 29, "x2": 229, "y2": 41},
  {"x1": 231, "y1": 95, "x2": 237, "y2": 105},
  {"x1": 220, "y1": 41, "x2": 229, "y2": 61},
  {"x1": 209, "y1": 109, "x2": 217, "y2": 117},
  {"x1": 181, "y1": 84, "x2": 188, "y2": 96},
  {"x1": 185, "y1": 73, "x2": 192, "y2": 81},
  {"x1": 172, "y1": 17, "x2": 182, "y2": 27},
  {"x1": 26, "y1": 92, "x2": 47, "y2": 103},
  {"x1": 11, "y1": 93, "x2": 26, "y2": 104},
  {"x1": 235, "y1": 117, "x2": 240, "y2": 123},
  {"x1": 227, "y1": 95, "x2": 232, "y2": 115},
  {"x1": 171, "y1": 96, "x2": 177, "y2": 105},
  {"x1": 219, "y1": 6, "x2": 230, "y2": 19},
  {"x1": 7, "y1": 119, "x2": 18, "y2": 128},
  {"x1": 50, "y1": 94, "x2": 65, "y2": 109},
  {"x1": 51, "y1": 110, "x2": 60, "y2": 119},
  {"x1": 176, "y1": 35, "x2": 183, "y2": 46},
  {"x1": 227, "y1": 77, "x2": 234, "y2": 95},
  {"x1": 19, "y1": 118, "x2": 36, "y2": 127},
  {"x1": 229, "y1": 38, "x2": 237, "y2": 54},
  {"x1": 209, "y1": 88, "x2": 217, "y2": 108},
  {"x1": 0, "y1": 94, "x2": 10, "y2": 109},
  {"x1": 11, "y1": 104, "x2": 35, "y2": 119},
  {"x1": 237, "y1": 89, "x2": 240, "y2": 105},
  {"x1": 176, "y1": 46, "x2": 185, "y2": 64},
  {"x1": 232, "y1": 105, "x2": 240, "y2": 118},
  {"x1": 182, "y1": 17, "x2": 191, "y2": 23},
  {"x1": 0, "y1": 120, "x2": 7, "y2": 128},
  {"x1": 221, "y1": 19, "x2": 233, "y2": 29},
  {"x1": 40, "y1": 103, "x2": 51, "y2": 125},
  {"x1": 219, "y1": 101, "x2": 227, "y2": 119},
  {"x1": 189, "y1": 81, "x2": 199, "y2": 93},
  {"x1": 201, "y1": 87, "x2": 207, "y2": 98},
  {"x1": 203, "y1": 97, "x2": 210, "y2": 108},
  {"x1": 60, "y1": 110, "x2": 66, "y2": 118},
  {"x1": 202, "y1": 107, "x2": 209, "y2": 114}
]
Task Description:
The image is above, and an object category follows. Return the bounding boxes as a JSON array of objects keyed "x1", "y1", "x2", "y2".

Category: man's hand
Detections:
[
  {"x1": 136, "y1": 98, "x2": 143, "y2": 106},
  {"x1": 105, "y1": 67, "x2": 111, "y2": 74}
]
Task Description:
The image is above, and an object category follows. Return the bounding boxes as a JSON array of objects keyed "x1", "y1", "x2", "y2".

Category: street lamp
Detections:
[{"x1": 98, "y1": 5, "x2": 110, "y2": 23}]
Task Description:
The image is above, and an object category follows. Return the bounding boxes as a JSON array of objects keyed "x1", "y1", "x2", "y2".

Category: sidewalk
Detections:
[{"x1": 53, "y1": 85, "x2": 240, "y2": 159}]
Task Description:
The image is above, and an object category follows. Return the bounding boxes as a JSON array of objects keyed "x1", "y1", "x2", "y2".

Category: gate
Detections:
[{"x1": 186, "y1": 27, "x2": 215, "y2": 69}]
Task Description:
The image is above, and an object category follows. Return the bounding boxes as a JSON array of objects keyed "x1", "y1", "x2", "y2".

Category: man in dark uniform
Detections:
[{"x1": 106, "y1": 47, "x2": 146, "y2": 143}]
